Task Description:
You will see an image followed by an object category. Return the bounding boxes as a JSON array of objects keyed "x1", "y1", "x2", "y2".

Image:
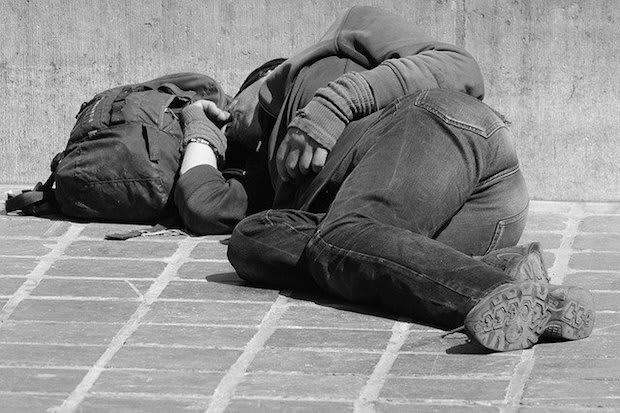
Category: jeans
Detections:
[{"x1": 228, "y1": 89, "x2": 530, "y2": 329}]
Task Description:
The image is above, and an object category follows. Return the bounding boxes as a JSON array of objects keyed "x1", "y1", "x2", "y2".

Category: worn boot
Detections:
[
  {"x1": 479, "y1": 242, "x2": 550, "y2": 283},
  {"x1": 464, "y1": 281, "x2": 595, "y2": 352}
]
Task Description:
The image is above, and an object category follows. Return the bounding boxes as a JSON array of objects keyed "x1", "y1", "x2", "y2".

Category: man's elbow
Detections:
[{"x1": 177, "y1": 190, "x2": 247, "y2": 235}]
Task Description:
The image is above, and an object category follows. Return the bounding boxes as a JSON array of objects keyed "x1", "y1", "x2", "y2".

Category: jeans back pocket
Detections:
[{"x1": 414, "y1": 89, "x2": 506, "y2": 139}]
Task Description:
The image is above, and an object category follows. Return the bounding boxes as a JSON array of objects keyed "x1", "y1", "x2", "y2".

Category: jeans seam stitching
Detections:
[
  {"x1": 484, "y1": 202, "x2": 530, "y2": 254},
  {"x1": 475, "y1": 165, "x2": 521, "y2": 191},
  {"x1": 415, "y1": 100, "x2": 505, "y2": 138},
  {"x1": 264, "y1": 210, "x2": 315, "y2": 236},
  {"x1": 264, "y1": 210, "x2": 275, "y2": 226}
]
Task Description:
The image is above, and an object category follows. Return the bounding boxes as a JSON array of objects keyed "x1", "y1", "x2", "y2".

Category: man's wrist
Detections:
[
  {"x1": 180, "y1": 104, "x2": 228, "y2": 158},
  {"x1": 184, "y1": 137, "x2": 224, "y2": 167}
]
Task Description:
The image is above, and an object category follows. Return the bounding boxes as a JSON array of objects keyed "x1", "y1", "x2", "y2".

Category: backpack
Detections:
[{"x1": 5, "y1": 72, "x2": 229, "y2": 223}]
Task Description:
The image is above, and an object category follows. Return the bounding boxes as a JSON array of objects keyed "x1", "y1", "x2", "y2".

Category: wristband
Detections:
[{"x1": 184, "y1": 137, "x2": 224, "y2": 168}]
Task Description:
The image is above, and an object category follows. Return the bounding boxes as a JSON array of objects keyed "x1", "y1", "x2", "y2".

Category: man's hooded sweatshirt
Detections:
[{"x1": 175, "y1": 6, "x2": 485, "y2": 235}]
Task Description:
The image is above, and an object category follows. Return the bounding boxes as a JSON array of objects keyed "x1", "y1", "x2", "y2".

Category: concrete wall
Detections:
[{"x1": 1, "y1": 0, "x2": 618, "y2": 200}]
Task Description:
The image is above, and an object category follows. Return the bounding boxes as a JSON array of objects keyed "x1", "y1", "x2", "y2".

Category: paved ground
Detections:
[{"x1": 0, "y1": 184, "x2": 618, "y2": 412}]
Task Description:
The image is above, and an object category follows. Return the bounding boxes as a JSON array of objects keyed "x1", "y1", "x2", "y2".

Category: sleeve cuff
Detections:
[
  {"x1": 288, "y1": 99, "x2": 347, "y2": 151},
  {"x1": 180, "y1": 105, "x2": 227, "y2": 156}
]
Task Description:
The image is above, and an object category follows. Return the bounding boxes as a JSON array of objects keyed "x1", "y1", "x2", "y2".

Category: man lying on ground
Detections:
[{"x1": 175, "y1": 6, "x2": 595, "y2": 352}]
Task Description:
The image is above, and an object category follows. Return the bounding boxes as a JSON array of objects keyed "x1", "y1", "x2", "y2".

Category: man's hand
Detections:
[
  {"x1": 276, "y1": 127, "x2": 328, "y2": 182},
  {"x1": 190, "y1": 100, "x2": 230, "y2": 127}
]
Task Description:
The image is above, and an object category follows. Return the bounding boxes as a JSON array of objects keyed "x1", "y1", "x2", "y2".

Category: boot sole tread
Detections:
[{"x1": 465, "y1": 282, "x2": 594, "y2": 352}]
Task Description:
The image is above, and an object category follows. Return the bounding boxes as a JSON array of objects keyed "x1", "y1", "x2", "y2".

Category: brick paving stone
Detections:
[
  {"x1": 389, "y1": 353, "x2": 518, "y2": 377},
  {"x1": 249, "y1": 348, "x2": 380, "y2": 374},
  {"x1": 189, "y1": 240, "x2": 229, "y2": 260},
  {"x1": 0, "y1": 321, "x2": 122, "y2": 345},
  {"x1": 277, "y1": 304, "x2": 394, "y2": 330},
  {"x1": 31, "y1": 278, "x2": 152, "y2": 298},
  {"x1": 591, "y1": 292, "x2": 620, "y2": 311},
  {"x1": 522, "y1": 401, "x2": 620, "y2": 411},
  {"x1": 374, "y1": 403, "x2": 499, "y2": 412},
  {"x1": 0, "y1": 218, "x2": 71, "y2": 237},
  {"x1": 236, "y1": 372, "x2": 367, "y2": 399},
  {"x1": 528, "y1": 201, "x2": 574, "y2": 213},
  {"x1": 579, "y1": 216, "x2": 620, "y2": 233},
  {"x1": 64, "y1": 240, "x2": 178, "y2": 258},
  {"x1": 592, "y1": 312, "x2": 620, "y2": 334},
  {"x1": 203, "y1": 271, "x2": 247, "y2": 285},
  {"x1": 523, "y1": 213, "x2": 568, "y2": 231},
  {"x1": 142, "y1": 301, "x2": 271, "y2": 325},
  {"x1": 582, "y1": 203, "x2": 620, "y2": 214},
  {"x1": 569, "y1": 252, "x2": 620, "y2": 271},
  {"x1": 0, "y1": 277, "x2": 26, "y2": 295},
  {"x1": 10, "y1": 299, "x2": 139, "y2": 323},
  {"x1": 91, "y1": 368, "x2": 224, "y2": 396},
  {"x1": 529, "y1": 357, "x2": 620, "y2": 381},
  {"x1": 266, "y1": 327, "x2": 392, "y2": 350},
  {"x1": 0, "y1": 239, "x2": 53, "y2": 256},
  {"x1": 0, "y1": 343, "x2": 105, "y2": 367},
  {"x1": 573, "y1": 233, "x2": 620, "y2": 252},
  {"x1": 399, "y1": 331, "x2": 490, "y2": 354},
  {"x1": 78, "y1": 396, "x2": 210, "y2": 412},
  {"x1": 107, "y1": 347, "x2": 242, "y2": 370},
  {"x1": 177, "y1": 261, "x2": 236, "y2": 279},
  {"x1": 227, "y1": 399, "x2": 354, "y2": 412},
  {"x1": 45, "y1": 258, "x2": 167, "y2": 278},
  {"x1": 127, "y1": 324, "x2": 256, "y2": 348},
  {"x1": 78, "y1": 223, "x2": 153, "y2": 239},
  {"x1": 563, "y1": 272, "x2": 620, "y2": 290},
  {"x1": 535, "y1": 334, "x2": 620, "y2": 358},
  {"x1": 517, "y1": 232, "x2": 564, "y2": 249},
  {"x1": 0, "y1": 367, "x2": 87, "y2": 392},
  {"x1": 379, "y1": 377, "x2": 508, "y2": 401},
  {"x1": 0, "y1": 394, "x2": 69, "y2": 413},
  {"x1": 523, "y1": 379, "x2": 620, "y2": 409},
  {"x1": 159, "y1": 280, "x2": 279, "y2": 301},
  {"x1": 541, "y1": 251, "x2": 556, "y2": 269},
  {"x1": 0, "y1": 257, "x2": 38, "y2": 275}
]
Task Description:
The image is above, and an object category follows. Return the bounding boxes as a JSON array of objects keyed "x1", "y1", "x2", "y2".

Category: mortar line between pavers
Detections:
[
  {"x1": 0, "y1": 255, "x2": 167, "y2": 262},
  {"x1": 0, "y1": 255, "x2": 229, "y2": 263},
  {"x1": 500, "y1": 348, "x2": 535, "y2": 411},
  {"x1": 353, "y1": 321, "x2": 411, "y2": 413},
  {"x1": 549, "y1": 202, "x2": 584, "y2": 285},
  {"x1": 205, "y1": 294, "x2": 289, "y2": 413},
  {"x1": 499, "y1": 204, "x2": 585, "y2": 411},
  {"x1": 0, "y1": 224, "x2": 85, "y2": 325},
  {"x1": 42, "y1": 221, "x2": 70, "y2": 238},
  {"x1": 51, "y1": 238, "x2": 200, "y2": 413},
  {"x1": 236, "y1": 395, "x2": 503, "y2": 405}
]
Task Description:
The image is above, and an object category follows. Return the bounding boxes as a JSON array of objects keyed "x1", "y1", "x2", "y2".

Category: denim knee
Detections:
[
  {"x1": 227, "y1": 209, "x2": 320, "y2": 288},
  {"x1": 227, "y1": 213, "x2": 266, "y2": 283}
]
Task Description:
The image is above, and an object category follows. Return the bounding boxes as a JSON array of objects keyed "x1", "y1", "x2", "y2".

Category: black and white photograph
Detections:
[{"x1": 0, "y1": 1, "x2": 618, "y2": 411}]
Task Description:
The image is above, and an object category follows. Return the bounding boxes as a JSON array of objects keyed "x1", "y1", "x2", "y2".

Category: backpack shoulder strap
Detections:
[
  {"x1": 5, "y1": 152, "x2": 62, "y2": 216},
  {"x1": 5, "y1": 173, "x2": 56, "y2": 216}
]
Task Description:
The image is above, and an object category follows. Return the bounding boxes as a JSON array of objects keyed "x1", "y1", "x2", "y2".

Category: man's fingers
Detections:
[
  {"x1": 277, "y1": 127, "x2": 329, "y2": 181},
  {"x1": 298, "y1": 144, "x2": 313, "y2": 175},
  {"x1": 276, "y1": 140, "x2": 291, "y2": 182},
  {"x1": 311, "y1": 148, "x2": 328, "y2": 173},
  {"x1": 285, "y1": 148, "x2": 301, "y2": 180},
  {"x1": 198, "y1": 100, "x2": 230, "y2": 123}
]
